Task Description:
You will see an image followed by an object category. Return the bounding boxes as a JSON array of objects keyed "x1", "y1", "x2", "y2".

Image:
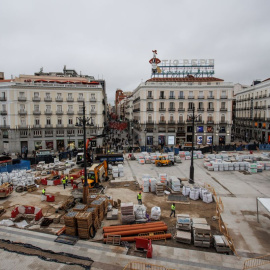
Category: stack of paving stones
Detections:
[
  {"x1": 213, "y1": 235, "x2": 231, "y2": 253},
  {"x1": 121, "y1": 202, "x2": 135, "y2": 224},
  {"x1": 86, "y1": 207, "x2": 100, "y2": 230},
  {"x1": 76, "y1": 212, "x2": 93, "y2": 239},
  {"x1": 73, "y1": 204, "x2": 87, "y2": 212},
  {"x1": 192, "y1": 218, "x2": 211, "y2": 248},
  {"x1": 107, "y1": 209, "x2": 119, "y2": 220},
  {"x1": 64, "y1": 211, "x2": 78, "y2": 236},
  {"x1": 175, "y1": 214, "x2": 192, "y2": 244},
  {"x1": 155, "y1": 182, "x2": 164, "y2": 196}
]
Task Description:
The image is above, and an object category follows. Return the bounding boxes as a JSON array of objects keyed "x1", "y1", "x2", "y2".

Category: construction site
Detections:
[{"x1": 0, "y1": 149, "x2": 270, "y2": 270}]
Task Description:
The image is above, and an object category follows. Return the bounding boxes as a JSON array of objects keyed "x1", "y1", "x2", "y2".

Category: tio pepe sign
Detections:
[{"x1": 161, "y1": 59, "x2": 214, "y2": 66}]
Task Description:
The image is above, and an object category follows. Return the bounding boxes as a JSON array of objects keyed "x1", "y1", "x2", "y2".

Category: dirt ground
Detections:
[{"x1": 0, "y1": 179, "x2": 220, "y2": 254}]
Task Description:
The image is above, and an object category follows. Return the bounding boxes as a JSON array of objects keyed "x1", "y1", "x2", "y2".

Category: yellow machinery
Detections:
[
  {"x1": 86, "y1": 161, "x2": 109, "y2": 188},
  {"x1": 155, "y1": 156, "x2": 174, "y2": 167}
]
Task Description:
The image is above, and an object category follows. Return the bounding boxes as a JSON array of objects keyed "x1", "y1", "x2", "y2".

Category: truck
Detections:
[
  {"x1": 155, "y1": 156, "x2": 174, "y2": 167},
  {"x1": 95, "y1": 153, "x2": 124, "y2": 164}
]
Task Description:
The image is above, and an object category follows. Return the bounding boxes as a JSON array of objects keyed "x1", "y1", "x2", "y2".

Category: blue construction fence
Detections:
[
  {"x1": 259, "y1": 144, "x2": 270, "y2": 151},
  {"x1": 0, "y1": 160, "x2": 31, "y2": 173}
]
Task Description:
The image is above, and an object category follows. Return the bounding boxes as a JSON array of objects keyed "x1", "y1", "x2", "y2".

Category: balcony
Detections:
[
  {"x1": 44, "y1": 97, "x2": 52, "y2": 102},
  {"x1": 178, "y1": 96, "x2": 185, "y2": 99},
  {"x1": 262, "y1": 106, "x2": 266, "y2": 109},
  {"x1": 44, "y1": 109, "x2": 53, "y2": 115},
  {"x1": 56, "y1": 97, "x2": 63, "y2": 102},
  {"x1": 220, "y1": 96, "x2": 228, "y2": 99},
  {"x1": 159, "y1": 96, "x2": 166, "y2": 99},
  {"x1": 133, "y1": 97, "x2": 140, "y2": 103},
  {"x1": 18, "y1": 109, "x2": 27, "y2": 115},
  {"x1": 77, "y1": 98, "x2": 85, "y2": 102},
  {"x1": 147, "y1": 96, "x2": 153, "y2": 99},
  {"x1": 207, "y1": 108, "x2": 214, "y2": 112},
  {"x1": 18, "y1": 125, "x2": 28, "y2": 129},
  {"x1": 67, "y1": 97, "x2": 74, "y2": 102},
  {"x1": 188, "y1": 96, "x2": 194, "y2": 99},
  {"x1": 33, "y1": 110, "x2": 41, "y2": 115},
  {"x1": 0, "y1": 110, "x2": 7, "y2": 115},
  {"x1": 187, "y1": 108, "x2": 194, "y2": 111},
  {"x1": 90, "y1": 110, "x2": 97, "y2": 115},
  {"x1": 186, "y1": 118, "x2": 192, "y2": 122},
  {"x1": 33, "y1": 125, "x2": 41, "y2": 129},
  {"x1": 208, "y1": 96, "x2": 214, "y2": 99},
  {"x1": 159, "y1": 108, "x2": 166, "y2": 112},
  {"x1": 78, "y1": 110, "x2": 83, "y2": 115},
  {"x1": 32, "y1": 97, "x2": 41, "y2": 102},
  {"x1": 169, "y1": 96, "x2": 175, "y2": 99},
  {"x1": 207, "y1": 120, "x2": 214, "y2": 124},
  {"x1": 146, "y1": 121, "x2": 154, "y2": 125},
  {"x1": 197, "y1": 108, "x2": 204, "y2": 112},
  {"x1": 133, "y1": 108, "x2": 140, "y2": 112},
  {"x1": 159, "y1": 121, "x2": 167, "y2": 124},
  {"x1": 0, "y1": 97, "x2": 6, "y2": 101},
  {"x1": 67, "y1": 124, "x2": 74, "y2": 128},
  {"x1": 198, "y1": 96, "x2": 204, "y2": 99},
  {"x1": 56, "y1": 124, "x2": 64, "y2": 128},
  {"x1": 168, "y1": 120, "x2": 175, "y2": 124},
  {"x1": 45, "y1": 124, "x2": 52, "y2": 128},
  {"x1": 178, "y1": 108, "x2": 185, "y2": 112},
  {"x1": 90, "y1": 98, "x2": 96, "y2": 102},
  {"x1": 220, "y1": 108, "x2": 227, "y2": 111},
  {"x1": 56, "y1": 132, "x2": 64, "y2": 137},
  {"x1": 177, "y1": 120, "x2": 185, "y2": 124},
  {"x1": 67, "y1": 110, "x2": 74, "y2": 115},
  {"x1": 56, "y1": 110, "x2": 63, "y2": 115},
  {"x1": 220, "y1": 120, "x2": 227, "y2": 124},
  {"x1": 147, "y1": 108, "x2": 154, "y2": 111},
  {"x1": 168, "y1": 108, "x2": 175, "y2": 112},
  {"x1": 0, "y1": 125, "x2": 10, "y2": 129},
  {"x1": 263, "y1": 94, "x2": 267, "y2": 98},
  {"x1": 18, "y1": 96, "x2": 27, "y2": 101}
]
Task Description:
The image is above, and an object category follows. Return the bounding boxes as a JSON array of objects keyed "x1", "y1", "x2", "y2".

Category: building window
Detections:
[
  {"x1": 68, "y1": 93, "x2": 72, "y2": 98},
  {"x1": 209, "y1": 91, "x2": 213, "y2": 97},
  {"x1": 208, "y1": 102, "x2": 213, "y2": 109},
  {"x1": 68, "y1": 118, "x2": 73, "y2": 125},
  {"x1": 169, "y1": 91, "x2": 174, "y2": 98},
  {"x1": 91, "y1": 93, "x2": 95, "y2": 99},
  {"x1": 160, "y1": 102, "x2": 164, "y2": 109},
  {"x1": 160, "y1": 91, "x2": 165, "y2": 98},
  {"x1": 79, "y1": 105, "x2": 83, "y2": 112},
  {"x1": 57, "y1": 105, "x2": 62, "y2": 112},
  {"x1": 20, "y1": 104, "x2": 25, "y2": 110},
  {"x1": 20, "y1": 117, "x2": 26, "y2": 125},
  {"x1": 179, "y1": 102, "x2": 183, "y2": 109},
  {"x1": 179, "y1": 91, "x2": 184, "y2": 98},
  {"x1": 147, "y1": 91, "x2": 152, "y2": 98},
  {"x1": 169, "y1": 114, "x2": 174, "y2": 121},
  {"x1": 207, "y1": 115, "x2": 213, "y2": 122},
  {"x1": 199, "y1": 102, "x2": 203, "y2": 109},
  {"x1": 188, "y1": 91, "x2": 193, "y2": 98},
  {"x1": 46, "y1": 105, "x2": 51, "y2": 111},
  {"x1": 148, "y1": 114, "x2": 152, "y2": 122},
  {"x1": 46, "y1": 118, "x2": 51, "y2": 125},
  {"x1": 33, "y1": 130, "x2": 42, "y2": 137},
  {"x1": 179, "y1": 115, "x2": 183, "y2": 122},
  {"x1": 78, "y1": 129, "x2": 84, "y2": 135},
  {"x1": 68, "y1": 105, "x2": 73, "y2": 111},
  {"x1": 3, "y1": 130, "x2": 8, "y2": 139},
  {"x1": 221, "y1": 114, "x2": 225, "y2": 122},
  {"x1": 57, "y1": 118, "x2": 62, "y2": 125},
  {"x1": 45, "y1": 130, "x2": 53, "y2": 137},
  {"x1": 79, "y1": 93, "x2": 83, "y2": 99},
  {"x1": 221, "y1": 102, "x2": 226, "y2": 109},
  {"x1": 19, "y1": 92, "x2": 25, "y2": 97},
  {"x1": 34, "y1": 104, "x2": 39, "y2": 111},
  {"x1": 34, "y1": 92, "x2": 39, "y2": 97},
  {"x1": 160, "y1": 114, "x2": 165, "y2": 121},
  {"x1": 46, "y1": 92, "x2": 50, "y2": 98},
  {"x1": 56, "y1": 130, "x2": 64, "y2": 135},
  {"x1": 35, "y1": 118, "x2": 40, "y2": 125},
  {"x1": 169, "y1": 102, "x2": 174, "y2": 109},
  {"x1": 57, "y1": 93, "x2": 62, "y2": 98},
  {"x1": 3, "y1": 117, "x2": 6, "y2": 126},
  {"x1": 147, "y1": 102, "x2": 153, "y2": 109},
  {"x1": 188, "y1": 102, "x2": 194, "y2": 109},
  {"x1": 67, "y1": 129, "x2": 75, "y2": 136}
]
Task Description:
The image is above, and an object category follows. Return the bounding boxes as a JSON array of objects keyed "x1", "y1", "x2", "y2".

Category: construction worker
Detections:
[
  {"x1": 170, "y1": 203, "x2": 176, "y2": 218},
  {"x1": 62, "y1": 177, "x2": 66, "y2": 189},
  {"x1": 42, "y1": 188, "x2": 46, "y2": 196},
  {"x1": 137, "y1": 192, "x2": 142, "y2": 205},
  {"x1": 65, "y1": 176, "x2": 68, "y2": 186},
  {"x1": 70, "y1": 176, "x2": 74, "y2": 186},
  {"x1": 41, "y1": 188, "x2": 46, "y2": 201}
]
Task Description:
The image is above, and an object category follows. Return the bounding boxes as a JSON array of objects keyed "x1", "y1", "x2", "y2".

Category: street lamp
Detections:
[
  {"x1": 188, "y1": 106, "x2": 199, "y2": 184},
  {"x1": 144, "y1": 128, "x2": 147, "y2": 152},
  {"x1": 131, "y1": 126, "x2": 134, "y2": 152},
  {"x1": 75, "y1": 101, "x2": 94, "y2": 204}
]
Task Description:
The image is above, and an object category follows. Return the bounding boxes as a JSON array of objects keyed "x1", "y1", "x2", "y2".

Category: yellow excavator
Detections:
[{"x1": 85, "y1": 161, "x2": 109, "y2": 188}]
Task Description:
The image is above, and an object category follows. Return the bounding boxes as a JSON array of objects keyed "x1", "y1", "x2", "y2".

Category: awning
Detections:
[{"x1": 257, "y1": 197, "x2": 270, "y2": 222}]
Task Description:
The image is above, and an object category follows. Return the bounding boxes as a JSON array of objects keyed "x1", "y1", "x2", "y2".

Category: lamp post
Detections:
[
  {"x1": 144, "y1": 129, "x2": 147, "y2": 152},
  {"x1": 75, "y1": 101, "x2": 93, "y2": 204},
  {"x1": 131, "y1": 126, "x2": 134, "y2": 152},
  {"x1": 189, "y1": 106, "x2": 199, "y2": 184}
]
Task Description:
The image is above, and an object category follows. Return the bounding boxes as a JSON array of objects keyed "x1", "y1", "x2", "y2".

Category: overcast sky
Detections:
[{"x1": 1, "y1": 0, "x2": 270, "y2": 104}]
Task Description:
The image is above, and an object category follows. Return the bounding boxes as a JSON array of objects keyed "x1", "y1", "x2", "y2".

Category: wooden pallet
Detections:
[
  {"x1": 76, "y1": 212, "x2": 92, "y2": 229},
  {"x1": 65, "y1": 226, "x2": 77, "y2": 236},
  {"x1": 106, "y1": 234, "x2": 121, "y2": 245}
]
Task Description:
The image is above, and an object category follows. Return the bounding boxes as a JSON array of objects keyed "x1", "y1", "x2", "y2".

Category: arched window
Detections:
[
  {"x1": 207, "y1": 114, "x2": 213, "y2": 122},
  {"x1": 160, "y1": 114, "x2": 165, "y2": 122},
  {"x1": 169, "y1": 114, "x2": 174, "y2": 122}
]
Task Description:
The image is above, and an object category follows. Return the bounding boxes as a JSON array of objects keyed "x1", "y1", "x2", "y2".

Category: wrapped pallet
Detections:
[
  {"x1": 150, "y1": 206, "x2": 161, "y2": 221},
  {"x1": 182, "y1": 185, "x2": 190, "y2": 196}
]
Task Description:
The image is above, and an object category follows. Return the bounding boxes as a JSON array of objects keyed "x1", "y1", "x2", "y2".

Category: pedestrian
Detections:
[
  {"x1": 137, "y1": 192, "x2": 142, "y2": 205},
  {"x1": 62, "y1": 177, "x2": 66, "y2": 189},
  {"x1": 70, "y1": 176, "x2": 74, "y2": 186},
  {"x1": 170, "y1": 203, "x2": 176, "y2": 218}
]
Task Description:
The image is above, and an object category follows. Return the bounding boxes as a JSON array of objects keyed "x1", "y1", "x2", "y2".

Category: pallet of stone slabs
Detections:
[
  {"x1": 73, "y1": 204, "x2": 88, "y2": 212},
  {"x1": 106, "y1": 234, "x2": 121, "y2": 246},
  {"x1": 213, "y1": 235, "x2": 231, "y2": 253},
  {"x1": 64, "y1": 211, "x2": 78, "y2": 227},
  {"x1": 87, "y1": 194, "x2": 100, "y2": 205},
  {"x1": 54, "y1": 234, "x2": 78, "y2": 245},
  {"x1": 193, "y1": 230, "x2": 211, "y2": 241},
  {"x1": 176, "y1": 223, "x2": 191, "y2": 231},
  {"x1": 65, "y1": 225, "x2": 77, "y2": 236},
  {"x1": 86, "y1": 207, "x2": 98, "y2": 220},
  {"x1": 175, "y1": 230, "x2": 192, "y2": 244},
  {"x1": 192, "y1": 223, "x2": 211, "y2": 234},
  {"x1": 78, "y1": 226, "x2": 91, "y2": 239},
  {"x1": 166, "y1": 186, "x2": 181, "y2": 194},
  {"x1": 93, "y1": 217, "x2": 101, "y2": 230},
  {"x1": 27, "y1": 184, "x2": 37, "y2": 192},
  {"x1": 194, "y1": 240, "x2": 211, "y2": 248},
  {"x1": 76, "y1": 212, "x2": 93, "y2": 229}
]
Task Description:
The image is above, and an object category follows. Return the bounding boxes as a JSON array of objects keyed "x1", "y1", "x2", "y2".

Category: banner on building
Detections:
[
  {"x1": 197, "y1": 136, "x2": 203, "y2": 145},
  {"x1": 207, "y1": 136, "x2": 212, "y2": 145},
  {"x1": 168, "y1": 135, "x2": 175, "y2": 145}
]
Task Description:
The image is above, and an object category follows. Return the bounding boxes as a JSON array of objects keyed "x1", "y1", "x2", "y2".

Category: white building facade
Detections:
[{"x1": 0, "y1": 71, "x2": 107, "y2": 154}]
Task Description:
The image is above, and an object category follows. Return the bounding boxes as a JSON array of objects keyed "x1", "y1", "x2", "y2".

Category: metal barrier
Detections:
[
  {"x1": 123, "y1": 261, "x2": 175, "y2": 270},
  {"x1": 243, "y1": 254, "x2": 270, "y2": 269},
  {"x1": 138, "y1": 231, "x2": 167, "y2": 242}
]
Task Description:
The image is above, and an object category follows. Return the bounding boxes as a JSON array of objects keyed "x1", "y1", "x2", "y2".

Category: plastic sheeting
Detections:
[{"x1": 150, "y1": 206, "x2": 161, "y2": 221}]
